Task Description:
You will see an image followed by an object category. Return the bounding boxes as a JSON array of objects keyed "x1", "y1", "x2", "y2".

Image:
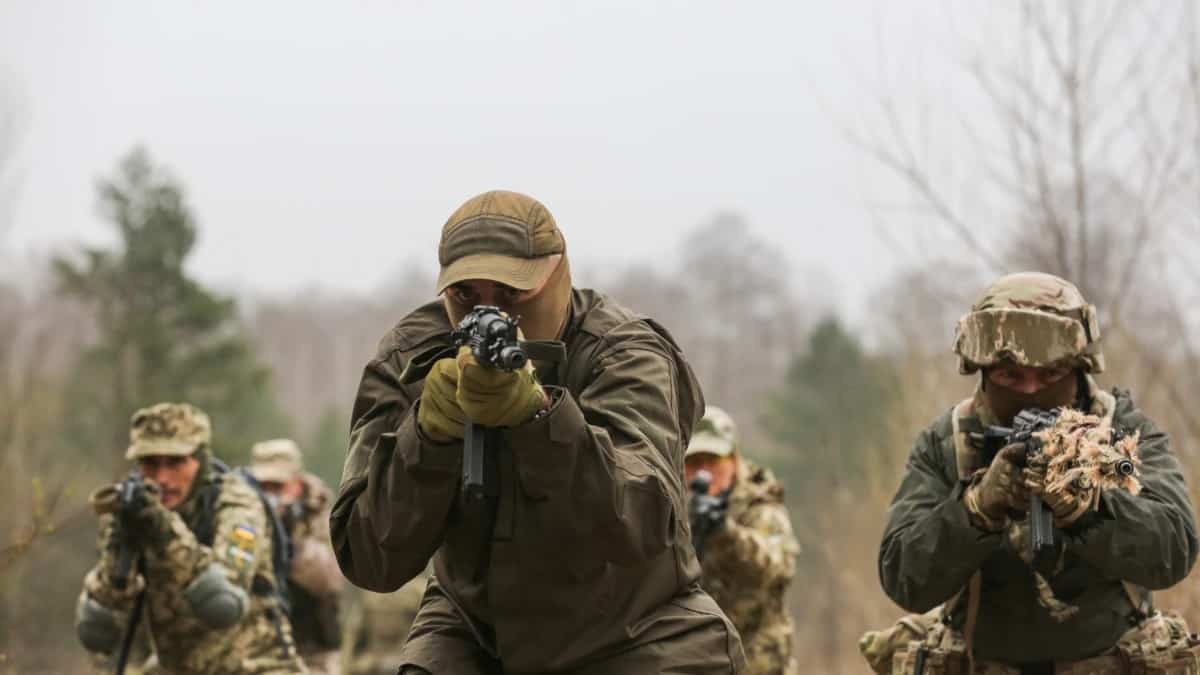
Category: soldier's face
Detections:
[
  {"x1": 259, "y1": 477, "x2": 305, "y2": 508},
  {"x1": 446, "y1": 280, "x2": 539, "y2": 316},
  {"x1": 986, "y1": 363, "x2": 1072, "y2": 394},
  {"x1": 137, "y1": 454, "x2": 201, "y2": 510},
  {"x1": 684, "y1": 454, "x2": 736, "y2": 495}
]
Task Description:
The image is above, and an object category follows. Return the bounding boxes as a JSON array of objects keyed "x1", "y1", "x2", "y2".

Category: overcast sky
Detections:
[{"x1": 0, "y1": 1, "x2": 975, "y2": 312}]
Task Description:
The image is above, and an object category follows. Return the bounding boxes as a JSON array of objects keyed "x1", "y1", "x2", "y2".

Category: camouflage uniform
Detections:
[
  {"x1": 251, "y1": 440, "x2": 344, "y2": 675},
  {"x1": 871, "y1": 274, "x2": 1199, "y2": 673},
  {"x1": 76, "y1": 403, "x2": 305, "y2": 675},
  {"x1": 689, "y1": 407, "x2": 800, "y2": 675},
  {"x1": 342, "y1": 573, "x2": 428, "y2": 675}
]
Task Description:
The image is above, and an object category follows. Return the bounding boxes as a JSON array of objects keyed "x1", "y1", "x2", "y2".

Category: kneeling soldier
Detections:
[{"x1": 76, "y1": 402, "x2": 305, "y2": 674}]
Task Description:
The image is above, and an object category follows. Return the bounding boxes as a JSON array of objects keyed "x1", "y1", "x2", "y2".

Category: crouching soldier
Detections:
[
  {"x1": 250, "y1": 439, "x2": 344, "y2": 674},
  {"x1": 685, "y1": 406, "x2": 800, "y2": 675},
  {"x1": 75, "y1": 402, "x2": 306, "y2": 674}
]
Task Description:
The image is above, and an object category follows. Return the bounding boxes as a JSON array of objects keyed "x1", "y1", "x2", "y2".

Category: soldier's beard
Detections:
[{"x1": 982, "y1": 370, "x2": 1080, "y2": 426}]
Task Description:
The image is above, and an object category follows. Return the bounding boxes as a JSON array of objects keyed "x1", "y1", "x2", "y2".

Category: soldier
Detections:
[
  {"x1": 75, "y1": 402, "x2": 305, "y2": 674},
  {"x1": 331, "y1": 190, "x2": 744, "y2": 674},
  {"x1": 685, "y1": 406, "x2": 800, "y2": 675},
  {"x1": 876, "y1": 272, "x2": 1199, "y2": 673},
  {"x1": 250, "y1": 439, "x2": 344, "y2": 674}
]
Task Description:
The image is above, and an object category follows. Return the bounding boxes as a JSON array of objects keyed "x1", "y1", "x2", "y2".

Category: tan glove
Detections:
[
  {"x1": 963, "y1": 443, "x2": 1030, "y2": 531},
  {"x1": 455, "y1": 346, "x2": 547, "y2": 428},
  {"x1": 416, "y1": 357, "x2": 466, "y2": 443},
  {"x1": 1024, "y1": 467, "x2": 1098, "y2": 528}
]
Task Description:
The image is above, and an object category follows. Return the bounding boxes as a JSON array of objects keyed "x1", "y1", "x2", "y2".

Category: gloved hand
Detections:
[
  {"x1": 963, "y1": 443, "x2": 1030, "y2": 531},
  {"x1": 417, "y1": 357, "x2": 466, "y2": 442},
  {"x1": 1024, "y1": 467, "x2": 1098, "y2": 528},
  {"x1": 127, "y1": 489, "x2": 180, "y2": 550},
  {"x1": 456, "y1": 346, "x2": 548, "y2": 428}
]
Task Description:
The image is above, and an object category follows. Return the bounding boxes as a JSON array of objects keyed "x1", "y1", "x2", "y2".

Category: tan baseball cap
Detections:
[
  {"x1": 126, "y1": 402, "x2": 212, "y2": 460},
  {"x1": 248, "y1": 439, "x2": 303, "y2": 484},
  {"x1": 685, "y1": 406, "x2": 739, "y2": 458},
  {"x1": 436, "y1": 190, "x2": 566, "y2": 294}
]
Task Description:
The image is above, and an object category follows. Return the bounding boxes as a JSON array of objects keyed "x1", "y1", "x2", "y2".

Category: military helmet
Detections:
[
  {"x1": 125, "y1": 402, "x2": 212, "y2": 460},
  {"x1": 685, "y1": 405, "x2": 739, "y2": 458},
  {"x1": 953, "y1": 272, "x2": 1104, "y2": 374}
]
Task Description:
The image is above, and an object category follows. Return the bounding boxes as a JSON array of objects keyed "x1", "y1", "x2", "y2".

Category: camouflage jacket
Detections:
[
  {"x1": 701, "y1": 458, "x2": 799, "y2": 675},
  {"x1": 879, "y1": 378, "x2": 1198, "y2": 663},
  {"x1": 286, "y1": 472, "x2": 343, "y2": 658},
  {"x1": 332, "y1": 289, "x2": 745, "y2": 672},
  {"x1": 80, "y1": 469, "x2": 304, "y2": 674}
]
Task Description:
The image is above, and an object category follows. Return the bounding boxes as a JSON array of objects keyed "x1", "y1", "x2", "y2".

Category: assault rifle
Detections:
[
  {"x1": 982, "y1": 408, "x2": 1059, "y2": 557},
  {"x1": 688, "y1": 470, "x2": 729, "y2": 559},
  {"x1": 452, "y1": 305, "x2": 528, "y2": 501},
  {"x1": 90, "y1": 473, "x2": 156, "y2": 590},
  {"x1": 89, "y1": 473, "x2": 155, "y2": 675}
]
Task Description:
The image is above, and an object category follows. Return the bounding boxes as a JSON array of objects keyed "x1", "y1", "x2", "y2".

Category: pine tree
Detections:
[
  {"x1": 761, "y1": 316, "x2": 898, "y2": 489},
  {"x1": 52, "y1": 148, "x2": 290, "y2": 467}
]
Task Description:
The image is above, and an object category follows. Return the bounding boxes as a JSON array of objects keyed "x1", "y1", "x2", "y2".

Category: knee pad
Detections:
[{"x1": 76, "y1": 594, "x2": 125, "y2": 654}]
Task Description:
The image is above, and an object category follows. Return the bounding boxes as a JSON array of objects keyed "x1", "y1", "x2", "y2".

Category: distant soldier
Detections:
[
  {"x1": 872, "y1": 272, "x2": 1200, "y2": 673},
  {"x1": 685, "y1": 406, "x2": 800, "y2": 675},
  {"x1": 250, "y1": 439, "x2": 344, "y2": 674},
  {"x1": 75, "y1": 402, "x2": 304, "y2": 674},
  {"x1": 342, "y1": 573, "x2": 428, "y2": 675}
]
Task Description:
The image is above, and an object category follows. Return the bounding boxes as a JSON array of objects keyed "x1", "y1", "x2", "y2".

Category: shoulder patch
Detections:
[{"x1": 232, "y1": 524, "x2": 257, "y2": 543}]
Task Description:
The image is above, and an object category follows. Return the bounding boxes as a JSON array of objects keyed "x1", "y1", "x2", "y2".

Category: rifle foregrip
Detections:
[{"x1": 89, "y1": 484, "x2": 121, "y2": 516}]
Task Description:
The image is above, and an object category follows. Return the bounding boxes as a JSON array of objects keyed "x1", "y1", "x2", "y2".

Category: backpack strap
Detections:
[{"x1": 963, "y1": 571, "x2": 982, "y2": 673}]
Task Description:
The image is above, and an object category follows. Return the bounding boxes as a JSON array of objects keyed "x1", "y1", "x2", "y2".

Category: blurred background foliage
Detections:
[{"x1": 6, "y1": 3, "x2": 1200, "y2": 673}]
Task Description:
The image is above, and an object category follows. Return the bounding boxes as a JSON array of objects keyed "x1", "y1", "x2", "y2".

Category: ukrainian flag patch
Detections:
[{"x1": 232, "y1": 524, "x2": 257, "y2": 544}]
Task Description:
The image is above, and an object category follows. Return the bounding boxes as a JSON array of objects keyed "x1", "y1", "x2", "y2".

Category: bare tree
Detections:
[{"x1": 854, "y1": 2, "x2": 1194, "y2": 322}]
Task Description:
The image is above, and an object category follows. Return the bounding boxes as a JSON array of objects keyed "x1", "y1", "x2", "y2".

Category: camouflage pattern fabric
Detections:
[
  {"x1": 342, "y1": 573, "x2": 428, "y2": 675},
  {"x1": 288, "y1": 472, "x2": 344, "y2": 674},
  {"x1": 865, "y1": 610, "x2": 1200, "y2": 674},
  {"x1": 126, "y1": 402, "x2": 213, "y2": 460},
  {"x1": 80, "y1": 471, "x2": 305, "y2": 674},
  {"x1": 700, "y1": 457, "x2": 799, "y2": 675},
  {"x1": 953, "y1": 272, "x2": 1104, "y2": 374}
]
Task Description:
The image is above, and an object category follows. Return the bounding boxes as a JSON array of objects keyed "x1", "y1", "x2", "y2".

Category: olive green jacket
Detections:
[
  {"x1": 879, "y1": 381, "x2": 1198, "y2": 663},
  {"x1": 331, "y1": 289, "x2": 744, "y2": 673}
]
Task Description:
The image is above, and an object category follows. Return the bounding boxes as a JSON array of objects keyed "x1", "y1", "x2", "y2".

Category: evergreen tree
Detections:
[
  {"x1": 761, "y1": 315, "x2": 898, "y2": 489},
  {"x1": 306, "y1": 405, "x2": 349, "y2": 488},
  {"x1": 52, "y1": 147, "x2": 290, "y2": 466}
]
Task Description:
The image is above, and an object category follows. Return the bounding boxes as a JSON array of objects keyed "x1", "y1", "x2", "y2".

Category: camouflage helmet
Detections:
[
  {"x1": 125, "y1": 402, "x2": 212, "y2": 460},
  {"x1": 685, "y1": 405, "x2": 739, "y2": 458},
  {"x1": 953, "y1": 272, "x2": 1104, "y2": 375}
]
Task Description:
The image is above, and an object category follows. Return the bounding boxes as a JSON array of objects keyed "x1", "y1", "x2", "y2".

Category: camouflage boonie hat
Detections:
[
  {"x1": 686, "y1": 406, "x2": 739, "y2": 458},
  {"x1": 436, "y1": 190, "x2": 566, "y2": 294},
  {"x1": 953, "y1": 272, "x2": 1104, "y2": 374},
  {"x1": 248, "y1": 438, "x2": 303, "y2": 484},
  {"x1": 125, "y1": 402, "x2": 212, "y2": 460}
]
